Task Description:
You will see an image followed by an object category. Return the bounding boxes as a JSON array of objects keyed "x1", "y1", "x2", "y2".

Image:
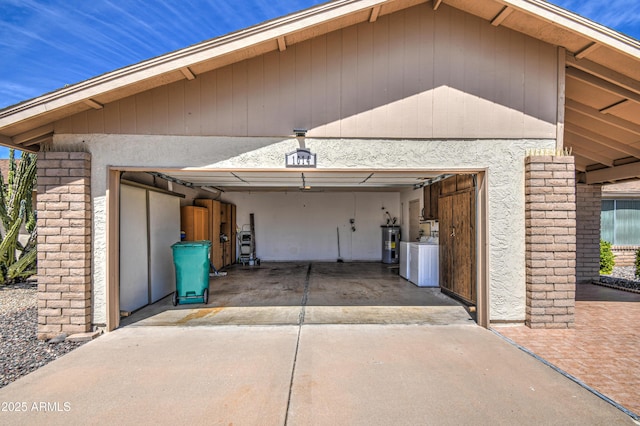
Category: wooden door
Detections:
[
  {"x1": 195, "y1": 199, "x2": 223, "y2": 270},
  {"x1": 181, "y1": 206, "x2": 208, "y2": 241},
  {"x1": 452, "y1": 190, "x2": 475, "y2": 302},
  {"x1": 439, "y1": 195, "x2": 453, "y2": 293},
  {"x1": 438, "y1": 176, "x2": 476, "y2": 305},
  {"x1": 423, "y1": 185, "x2": 431, "y2": 219},
  {"x1": 423, "y1": 181, "x2": 441, "y2": 220},
  {"x1": 430, "y1": 181, "x2": 440, "y2": 219}
]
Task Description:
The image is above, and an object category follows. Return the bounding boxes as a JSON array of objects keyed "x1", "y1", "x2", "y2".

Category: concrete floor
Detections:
[
  {"x1": 1, "y1": 266, "x2": 636, "y2": 424},
  {"x1": 121, "y1": 262, "x2": 475, "y2": 328},
  {"x1": 0, "y1": 325, "x2": 633, "y2": 425}
]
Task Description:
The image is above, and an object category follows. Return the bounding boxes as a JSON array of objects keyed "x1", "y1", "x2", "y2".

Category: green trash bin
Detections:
[{"x1": 171, "y1": 241, "x2": 211, "y2": 306}]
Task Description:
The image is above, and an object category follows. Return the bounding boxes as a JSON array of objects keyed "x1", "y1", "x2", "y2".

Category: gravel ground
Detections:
[
  {"x1": 599, "y1": 266, "x2": 640, "y2": 291},
  {"x1": 0, "y1": 282, "x2": 86, "y2": 389}
]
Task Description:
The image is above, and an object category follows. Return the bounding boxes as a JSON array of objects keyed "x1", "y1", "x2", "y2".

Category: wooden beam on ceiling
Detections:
[
  {"x1": 568, "y1": 145, "x2": 614, "y2": 167},
  {"x1": 599, "y1": 99, "x2": 629, "y2": 114},
  {"x1": 277, "y1": 36, "x2": 287, "y2": 52},
  {"x1": 0, "y1": 133, "x2": 38, "y2": 152},
  {"x1": 84, "y1": 98, "x2": 104, "y2": 109},
  {"x1": 565, "y1": 133, "x2": 629, "y2": 159},
  {"x1": 180, "y1": 67, "x2": 196, "y2": 80},
  {"x1": 566, "y1": 55, "x2": 640, "y2": 97},
  {"x1": 585, "y1": 161, "x2": 640, "y2": 184},
  {"x1": 574, "y1": 42, "x2": 600, "y2": 59},
  {"x1": 566, "y1": 68, "x2": 640, "y2": 106},
  {"x1": 565, "y1": 123, "x2": 640, "y2": 159},
  {"x1": 22, "y1": 133, "x2": 52, "y2": 147},
  {"x1": 12, "y1": 123, "x2": 54, "y2": 145},
  {"x1": 572, "y1": 155, "x2": 590, "y2": 172},
  {"x1": 369, "y1": 5, "x2": 381, "y2": 22},
  {"x1": 491, "y1": 6, "x2": 513, "y2": 27},
  {"x1": 565, "y1": 99, "x2": 640, "y2": 136},
  {"x1": 433, "y1": 0, "x2": 443, "y2": 11},
  {"x1": 0, "y1": 134, "x2": 12, "y2": 146}
]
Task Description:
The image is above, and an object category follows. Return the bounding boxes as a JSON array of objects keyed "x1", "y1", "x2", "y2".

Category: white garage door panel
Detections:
[
  {"x1": 119, "y1": 185, "x2": 149, "y2": 312},
  {"x1": 148, "y1": 191, "x2": 180, "y2": 303}
]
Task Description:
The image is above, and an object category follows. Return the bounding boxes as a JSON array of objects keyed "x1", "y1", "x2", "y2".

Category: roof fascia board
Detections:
[{"x1": 0, "y1": 0, "x2": 386, "y2": 128}]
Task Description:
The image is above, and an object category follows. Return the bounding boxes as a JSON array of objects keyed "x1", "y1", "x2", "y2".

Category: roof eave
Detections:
[{"x1": 0, "y1": 0, "x2": 386, "y2": 132}]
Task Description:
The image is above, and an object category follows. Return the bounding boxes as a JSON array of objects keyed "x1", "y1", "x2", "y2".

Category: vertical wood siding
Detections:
[{"x1": 55, "y1": 4, "x2": 557, "y2": 139}]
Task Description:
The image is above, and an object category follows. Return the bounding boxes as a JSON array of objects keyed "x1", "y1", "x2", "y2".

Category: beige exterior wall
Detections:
[
  {"x1": 54, "y1": 4, "x2": 558, "y2": 140},
  {"x1": 46, "y1": 3, "x2": 562, "y2": 327},
  {"x1": 52, "y1": 134, "x2": 556, "y2": 325}
]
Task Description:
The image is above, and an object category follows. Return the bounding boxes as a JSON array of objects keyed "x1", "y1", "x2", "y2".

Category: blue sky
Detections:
[{"x1": 0, "y1": 0, "x2": 638, "y2": 158}]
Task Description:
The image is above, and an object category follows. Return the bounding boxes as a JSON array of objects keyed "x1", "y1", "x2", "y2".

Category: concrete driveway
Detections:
[{"x1": 0, "y1": 323, "x2": 634, "y2": 425}]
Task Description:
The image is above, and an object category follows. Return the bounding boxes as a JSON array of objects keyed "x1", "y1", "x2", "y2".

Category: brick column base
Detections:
[
  {"x1": 525, "y1": 155, "x2": 576, "y2": 329},
  {"x1": 37, "y1": 151, "x2": 91, "y2": 340},
  {"x1": 576, "y1": 183, "x2": 602, "y2": 283}
]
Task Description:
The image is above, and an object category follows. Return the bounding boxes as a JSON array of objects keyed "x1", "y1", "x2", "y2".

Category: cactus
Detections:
[{"x1": 0, "y1": 149, "x2": 37, "y2": 284}]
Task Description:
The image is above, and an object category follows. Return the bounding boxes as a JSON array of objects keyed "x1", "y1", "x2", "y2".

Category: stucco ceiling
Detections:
[{"x1": 0, "y1": 0, "x2": 639, "y2": 184}]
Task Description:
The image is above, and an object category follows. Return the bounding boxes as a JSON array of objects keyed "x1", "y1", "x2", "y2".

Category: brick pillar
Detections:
[
  {"x1": 576, "y1": 183, "x2": 602, "y2": 283},
  {"x1": 37, "y1": 152, "x2": 91, "y2": 340},
  {"x1": 524, "y1": 156, "x2": 576, "y2": 329}
]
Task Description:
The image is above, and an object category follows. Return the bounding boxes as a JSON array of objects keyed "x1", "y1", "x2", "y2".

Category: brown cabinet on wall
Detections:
[
  {"x1": 194, "y1": 199, "x2": 223, "y2": 270},
  {"x1": 423, "y1": 181, "x2": 440, "y2": 220},
  {"x1": 193, "y1": 199, "x2": 236, "y2": 270},
  {"x1": 180, "y1": 206, "x2": 209, "y2": 241}
]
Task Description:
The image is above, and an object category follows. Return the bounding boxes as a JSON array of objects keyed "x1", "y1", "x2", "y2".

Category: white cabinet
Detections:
[
  {"x1": 120, "y1": 184, "x2": 181, "y2": 313},
  {"x1": 119, "y1": 185, "x2": 149, "y2": 312},
  {"x1": 408, "y1": 243, "x2": 439, "y2": 287}
]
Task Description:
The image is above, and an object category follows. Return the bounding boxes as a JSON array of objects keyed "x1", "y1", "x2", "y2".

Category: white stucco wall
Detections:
[
  {"x1": 224, "y1": 192, "x2": 399, "y2": 262},
  {"x1": 53, "y1": 134, "x2": 555, "y2": 324}
]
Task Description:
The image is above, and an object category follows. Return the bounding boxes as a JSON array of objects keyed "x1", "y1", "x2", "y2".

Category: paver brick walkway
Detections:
[{"x1": 495, "y1": 283, "x2": 640, "y2": 417}]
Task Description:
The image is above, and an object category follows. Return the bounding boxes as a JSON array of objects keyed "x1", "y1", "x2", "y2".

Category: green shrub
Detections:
[
  {"x1": 599, "y1": 240, "x2": 615, "y2": 275},
  {"x1": 635, "y1": 248, "x2": 640, "y2": 280}
]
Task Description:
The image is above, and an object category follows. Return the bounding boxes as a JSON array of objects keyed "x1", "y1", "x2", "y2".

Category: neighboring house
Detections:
[
  {"x1": 0, "y1": 0, "x2": 639, "y2": 339},
  {"x1": 601, "y1": 181, "x2": 640, "y2": 266},
  {"x1": 0, "y1": 159, "x2": 10, "y2": 182}
]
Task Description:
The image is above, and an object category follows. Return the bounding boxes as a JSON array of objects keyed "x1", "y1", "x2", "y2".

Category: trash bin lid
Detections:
[{"x1": 171, "y1": 240, "x2": 212, "y2": 248}]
